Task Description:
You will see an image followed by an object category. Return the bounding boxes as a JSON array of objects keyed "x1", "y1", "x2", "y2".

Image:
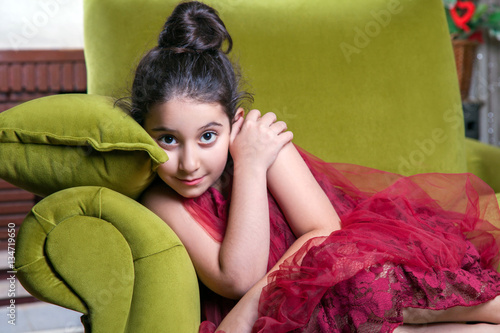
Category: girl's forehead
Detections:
[{"x1": 146, "y1": 99, "x2": 229, "y2": 130}]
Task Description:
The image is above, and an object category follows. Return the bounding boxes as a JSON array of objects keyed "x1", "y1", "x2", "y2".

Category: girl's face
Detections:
[{"x1": 145, "y1": 98, "x2": 233, "y2": 198}]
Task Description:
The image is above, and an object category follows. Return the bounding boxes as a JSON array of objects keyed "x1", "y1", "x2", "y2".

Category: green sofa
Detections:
[{"x1": 2, "y1": 0, "x2": 500, "y2": 332}]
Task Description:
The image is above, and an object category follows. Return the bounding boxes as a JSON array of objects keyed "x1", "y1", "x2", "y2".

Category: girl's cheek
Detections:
[{"x1": 159, "y1": 159, "x2": 176, "y2": 174}]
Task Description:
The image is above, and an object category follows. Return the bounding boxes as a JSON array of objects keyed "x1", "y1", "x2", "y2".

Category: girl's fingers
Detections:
[
  {"x1": 234, "y1": 108, "x2": 292, "y2": 148},
  {"x1": 260, "y1": 111, "x2": 277, "y2": 126},
  {"x1": 271, "y1": 120, "x2": 288, "y2": 134},
  {"x1": 245, "y1": 109, "x2": 261, "y2": 122},
  {"x1": 278, "y1": 130, "x2": 294, "y2": 147}
]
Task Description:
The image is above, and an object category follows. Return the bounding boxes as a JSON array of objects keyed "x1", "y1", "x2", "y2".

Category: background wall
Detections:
[{"x1": 0, "y1": 0, "x2": 84, "y2": 50}]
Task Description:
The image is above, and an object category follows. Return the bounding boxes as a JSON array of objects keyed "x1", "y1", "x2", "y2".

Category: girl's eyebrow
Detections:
[
  {"x1": 151, "y1": 126, "x2": 177, "y2": 133},
  {"x1": 151, "y1": 122, "x2": 223, "y2": 133},
  {"x1": 200, "y1": 122, "x2": 223, "y2": 131}
]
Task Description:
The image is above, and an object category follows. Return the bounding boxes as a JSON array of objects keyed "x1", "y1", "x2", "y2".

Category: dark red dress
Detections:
[{"x1": 187, "y1": 146, "x2": 500, "y2": 332}]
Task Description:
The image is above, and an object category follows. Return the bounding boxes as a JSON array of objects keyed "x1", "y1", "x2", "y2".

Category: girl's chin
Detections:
[
  {"x1": 172, "y1": 183, "x2": 211, "y2": 199},
  {"x1": 179, "y1": 191, "x2": 205, "y2": 199}
]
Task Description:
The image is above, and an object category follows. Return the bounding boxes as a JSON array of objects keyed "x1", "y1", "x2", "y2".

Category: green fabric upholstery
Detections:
[
  {"x1": 9, "y1": 0, "x2": 500, "y2": 332},
  {"x1": 228, "y1": 0, "x2": 466, "y2": 174},
  {"x1": 85, "y1": 0, "x2": 465, "y2": 175},
  {"x1": 84, "y1": 0, "x2": 173, "y2": 98},
  {"x1": 466, "y1": 138, "x2": 500, "y2": 193},
  {"x1": 15, "y1": 186, "x2": 200, "y2": 333},
  {"x1": 0, "y1": 94, "x2": 167, "y2": 198}
]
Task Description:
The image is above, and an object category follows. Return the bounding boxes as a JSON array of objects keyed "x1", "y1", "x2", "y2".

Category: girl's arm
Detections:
[
  {"x1": 267, "y1": 142, "x2": 341, "y2": 236},
  {"x1": 142, "y1": 110, "x2": 293, "y2": 300},
  {"x1": 217, "y1": 138, "x2": 341, "y2": 332},
  {"x1": 142, "y1": 181, "x2": 266, "y2": 300}
]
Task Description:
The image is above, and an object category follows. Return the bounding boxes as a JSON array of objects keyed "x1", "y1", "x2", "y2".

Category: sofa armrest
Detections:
[
  {"x1": 465, "y1": 138, "x2": 500, "y2": 193},
  {"x1": 15, "y1": 186, "x2": 200, "y2": 333}
]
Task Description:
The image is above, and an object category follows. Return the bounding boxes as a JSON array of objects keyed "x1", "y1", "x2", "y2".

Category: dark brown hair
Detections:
[{"x1": 126, "y1": 1, "x2": 251, "y2": 126}]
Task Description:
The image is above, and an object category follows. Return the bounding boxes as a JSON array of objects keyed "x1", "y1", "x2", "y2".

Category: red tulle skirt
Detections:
[{"x1": 188, "y1": 146, "x2": 500, "y2": 333}]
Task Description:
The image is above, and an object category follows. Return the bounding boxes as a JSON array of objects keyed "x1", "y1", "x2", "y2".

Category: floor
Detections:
[
  {"x1": 0, "y1": 250, "x2": 84, "y2": 333},
  {"x1": 0, "y1": 302, "x2": 84, "y2": 333}
]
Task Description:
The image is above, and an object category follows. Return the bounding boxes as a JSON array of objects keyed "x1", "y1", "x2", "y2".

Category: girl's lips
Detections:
[{"x1": 178, "y1": 176, "x2": 204, "y2": 186}]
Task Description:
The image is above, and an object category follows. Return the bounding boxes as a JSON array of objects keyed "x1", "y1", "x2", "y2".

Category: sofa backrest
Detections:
[{"x1": 84, "y1": 0, "x2": 465, "y2": 175}]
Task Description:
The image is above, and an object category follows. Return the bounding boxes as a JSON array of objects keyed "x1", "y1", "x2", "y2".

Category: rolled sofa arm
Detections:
[
  {"x1": 15, "y1": 186, "x2": 200, "y2": 333},
  {"x1": 465, "y1": 138, "x2": 500, "y2": 193}
]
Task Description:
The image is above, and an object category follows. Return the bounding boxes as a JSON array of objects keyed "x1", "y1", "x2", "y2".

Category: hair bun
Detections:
[{"x1": 158, "y1": 1, "x2": 232, "y2": 53}]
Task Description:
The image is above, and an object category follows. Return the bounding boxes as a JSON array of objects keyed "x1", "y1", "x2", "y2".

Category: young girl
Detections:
[{"x1": 127, "y1": 1, "x2": 500, "y2": 332}]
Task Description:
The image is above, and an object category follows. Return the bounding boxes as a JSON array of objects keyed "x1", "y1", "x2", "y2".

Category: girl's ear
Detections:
[
  {"x1": 230, "y1": 108, "x2": 245, "y2": 143},
  {"x1": 233, "y1": 107, "x2": 245, "y2": 124}
]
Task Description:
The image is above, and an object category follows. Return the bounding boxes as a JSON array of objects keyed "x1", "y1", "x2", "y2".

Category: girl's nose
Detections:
[{"x1": 179, "y1": 144, "x2": 200, "y2": 173}]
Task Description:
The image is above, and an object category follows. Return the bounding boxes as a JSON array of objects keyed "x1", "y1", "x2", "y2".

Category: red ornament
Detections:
[
  {"x1": 450, "y1": 0, "x2": 476, "y2": 32},
  {"x1": 469, "y1": 31, "x2": 484, "y2": 43}
]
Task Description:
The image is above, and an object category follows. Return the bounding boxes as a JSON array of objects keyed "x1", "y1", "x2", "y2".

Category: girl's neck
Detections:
[{"x1": 211, "y1": 161, "x2": 233, "y2": 199}]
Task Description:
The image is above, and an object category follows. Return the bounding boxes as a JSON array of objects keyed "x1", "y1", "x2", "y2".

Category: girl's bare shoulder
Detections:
[{"x1": 140, "y1": 180, "x2": 186, "y2": 225}]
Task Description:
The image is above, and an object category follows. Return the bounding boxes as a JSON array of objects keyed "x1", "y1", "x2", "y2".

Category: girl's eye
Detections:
[
  {"x1": 159, "y1": 135, "x2": 177, "y2": 145},
  {"x1": 200, "y1": 132, "x2": 217, "y2": 144}
]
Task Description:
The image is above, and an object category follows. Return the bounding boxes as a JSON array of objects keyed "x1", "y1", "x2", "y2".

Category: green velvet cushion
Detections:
[{"x1": 0, "y1": 94, "x2": 167, "y2": 199}]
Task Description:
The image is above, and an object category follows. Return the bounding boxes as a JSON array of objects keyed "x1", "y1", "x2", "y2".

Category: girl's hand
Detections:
[
  {"x1": 215, "y1": 287, "x2": 261, "y2": 333},
  {"x1": 230, "y1": 109, "x2": 293, "y2": 172}
]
